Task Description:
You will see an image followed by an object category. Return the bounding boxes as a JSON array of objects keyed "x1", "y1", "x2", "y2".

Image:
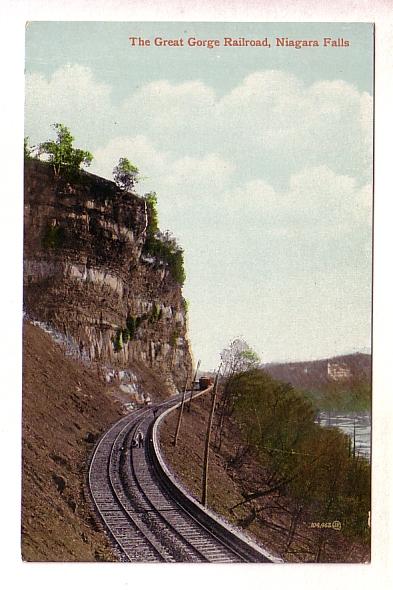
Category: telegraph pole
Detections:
[
  {"x1": 187, "y1": 359, "x2": 201, "y2": 412},
  {"x1": 173, "y1": 371, "x2": 190, "y2": 447},
  {"x1": 352, "y1": 413, "x2": 357, "y2": 458},
  {"x1": 201, "y1": 364, "x2": 222, "y2": 507}
]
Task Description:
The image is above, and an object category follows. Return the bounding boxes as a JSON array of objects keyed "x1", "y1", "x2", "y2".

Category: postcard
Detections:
[{"x1": 22, "y1": 21, "x2": 373, "y2": 565}]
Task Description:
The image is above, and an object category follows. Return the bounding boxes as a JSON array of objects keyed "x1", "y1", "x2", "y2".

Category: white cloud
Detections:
[
  {"x1": 214, "y1": 73, "x2": 372, "y2": 182},
  {"x1": 25, "y1": 64, "x2": 113, "y2": 148},
  {"x1": 24, "y1": 63, "x2": 373, "y2": 366},
  {"x1": 217, "y1": 70, "x2": 305, "y2": 146},
  {"x1": 91, "y1": 135, "x2": 234, "y2": 207},
  {"x1": 25, "y1": 65, "x2": 372, "y2": 185},
  {"x1": 90, "y1": 129, "x2": 372, "y2": 273},
  {"x1": 164, "y1": 153, "x2": 234, "y2": 193},
  {"x1": 211, "y1": 166, "x2": 372, "y2": 241},
  {"x1": 92, "y1": 134, "x2": 170, "y2": 181},
  {"x1": 121, "y1": 79, "x2": 216, "y2": 138}
]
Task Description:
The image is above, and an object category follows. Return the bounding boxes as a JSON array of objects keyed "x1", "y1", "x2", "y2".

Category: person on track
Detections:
[{"x1": 137, "y1": 430, "x2": 144, "y2": 448}]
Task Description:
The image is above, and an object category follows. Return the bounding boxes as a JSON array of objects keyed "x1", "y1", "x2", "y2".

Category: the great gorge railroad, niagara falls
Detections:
[{"x1": 88, "y1": 389, "x2": 277, "y2": 563}]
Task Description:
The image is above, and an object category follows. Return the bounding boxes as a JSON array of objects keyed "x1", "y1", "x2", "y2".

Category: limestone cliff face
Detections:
[{"x1": 23, "y1": 159, "x2": 193, "y2": 394}]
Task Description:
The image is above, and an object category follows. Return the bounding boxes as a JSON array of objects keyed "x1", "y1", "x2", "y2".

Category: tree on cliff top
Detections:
[
  {"x1": 24, "y1": 136, "x2": 33, "y2": 159},
  {"x1": 113, "y1": 157, "x2": 140, "y2": 192},
  {"x1": 38, "y1": 123, "x2": 93, "y2": 177}
]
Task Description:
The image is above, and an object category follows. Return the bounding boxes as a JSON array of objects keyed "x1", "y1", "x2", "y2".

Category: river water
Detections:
[{"x1": 316, "y1": 411, "x2": 371, "y2": 461}]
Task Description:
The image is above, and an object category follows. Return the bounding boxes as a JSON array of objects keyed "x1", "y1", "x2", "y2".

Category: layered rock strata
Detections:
[{"x1": 23, "y1": 159, "x2": 192, "y2": 393}]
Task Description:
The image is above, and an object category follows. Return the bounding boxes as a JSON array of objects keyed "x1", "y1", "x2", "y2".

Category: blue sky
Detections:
[{"x1": 25, "y1": 21, "x2": 373, "y2": 369}]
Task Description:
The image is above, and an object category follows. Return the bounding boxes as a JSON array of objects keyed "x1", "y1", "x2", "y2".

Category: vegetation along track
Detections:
[{"x1": 89, "y1": 390, "x2": 277, "y2": 563}]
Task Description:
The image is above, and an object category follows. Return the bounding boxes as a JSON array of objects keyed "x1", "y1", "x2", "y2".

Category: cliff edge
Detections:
[{"x1": 23, "y1": 159, "x2": 193, "y2": 395}]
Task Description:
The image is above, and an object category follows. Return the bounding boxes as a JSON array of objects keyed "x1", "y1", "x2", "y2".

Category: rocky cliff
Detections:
[{"x1": 23, "y1": 159, "x2": 193, "y2": 394}]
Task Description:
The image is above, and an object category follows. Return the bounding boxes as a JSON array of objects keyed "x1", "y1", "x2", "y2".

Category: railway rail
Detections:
[{"x1": 88, "y1": 389, "x2": 278, "y2": 563}]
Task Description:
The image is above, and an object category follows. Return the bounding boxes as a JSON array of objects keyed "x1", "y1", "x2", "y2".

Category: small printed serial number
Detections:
[{"x1": 310, "y1": 521, "x2": 342, "y2": 530}]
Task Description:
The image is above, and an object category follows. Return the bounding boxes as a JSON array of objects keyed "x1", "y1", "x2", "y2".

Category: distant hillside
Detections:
[{"x1": 263, "y1": 353, "x2": 371, "y2": 393}]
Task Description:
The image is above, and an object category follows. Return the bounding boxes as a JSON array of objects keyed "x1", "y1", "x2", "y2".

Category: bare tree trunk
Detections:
[
  {"x1": 285, "y1": 504, "x2": 303, "y2": 552},
  {"x1": 202, "y1": 366, "x2": 221, "y2": 506},
  {"x1": 315, "y1": 531, "x2": 326, "y2": 562}
]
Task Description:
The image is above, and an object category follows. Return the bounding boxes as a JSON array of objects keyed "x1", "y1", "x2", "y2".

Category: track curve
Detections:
[{"x1": 88, "y1": 390, "x2": 279, "y2": 563}]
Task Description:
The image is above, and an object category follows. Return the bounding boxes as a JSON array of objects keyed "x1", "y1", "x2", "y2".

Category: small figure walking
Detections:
[{"x1": 137, "y1": 431, "x2": 144, "y2": 448}]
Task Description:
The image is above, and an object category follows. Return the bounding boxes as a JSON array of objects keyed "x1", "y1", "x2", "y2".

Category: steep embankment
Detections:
[
  {"x1": 159, "y1": 394, "x2": 370, "y2": 563},
  {"x1": 21, "y1": 321, "x2": 123, "y2": 561},
  {"x1": 24, "y1": 159, "x2": 192, "y2": 394},
  {"x1": 22, "y1": 158, "x2": 194, "y2": 561}
]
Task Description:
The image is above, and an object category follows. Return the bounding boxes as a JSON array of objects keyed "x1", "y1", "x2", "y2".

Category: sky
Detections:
[{"x1": 24, "y1": 21, "x2": 373, "y2": 370}]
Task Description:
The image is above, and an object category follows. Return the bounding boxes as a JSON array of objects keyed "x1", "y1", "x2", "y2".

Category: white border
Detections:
[{"x1": 1, "y1": 2, "x2": 391, "y2": 589}]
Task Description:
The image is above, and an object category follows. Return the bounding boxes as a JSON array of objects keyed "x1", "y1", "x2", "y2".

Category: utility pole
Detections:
[
  {"x1": 352, "y1": 413, "x2": 357, "y2": 459},
  {"x1": 187, "y1": 359, "x2": 201, "y2": 412},
  {"x1": 201, "y1": 364, "x2": 222, "y2": 507},
  {"x1": 173, "y1": 371, "x2": 190, "y2": 447}
]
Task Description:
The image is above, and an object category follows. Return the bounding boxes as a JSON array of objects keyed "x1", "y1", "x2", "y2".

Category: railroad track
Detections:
[{"x1": 88, "y1": 390, "x2": 278, "y2": 563}]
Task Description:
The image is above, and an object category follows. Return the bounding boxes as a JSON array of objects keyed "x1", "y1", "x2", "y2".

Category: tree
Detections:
[
  {"x1": 38, "y1": 123, "x2": 93, "y2": 177},
  {"x1": 214, "y1": 339, "x2": 260, "y2": 450},
  {"x1": 221, "y1": 338, "x2": 260, "y2": 377},
  {"x1": 144, "y1": 192, "x2": 158, "y2": 237},
  {"x1": 113, "y1": 157, "x2": 140, "y2": 191},
  {"x1": 24, "y1": 136, "x2": 33, "y2": 160},
  {"x1": 226, "y1": 368, "x2": 370, "y2": 557},
  {"x1": 143, "y1": 228, "x2": 186, "y2": 286}
]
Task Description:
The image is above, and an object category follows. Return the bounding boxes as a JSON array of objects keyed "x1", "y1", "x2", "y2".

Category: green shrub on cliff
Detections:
[
  {"x1": 126, "y1": 316, "x2": 137, "y2": 339},
  {"x1": 24, "y1": 136, "x2": 34, "y2": 160},
  {"x1": 145, "y1": 192, "x2": 159, "y2": 237},
  {"x1": 169, "y1": 247, "x2": 186, "y2": 286},
  {"x1": 113, "y1": 329, "x2": 123, "y2": 352},
  {"x1": 113, "y1": 157, "x2": 140, "y2": 191},
  {"x1": 111, "y1": 158, "x2": 186, "y2": 284},
  {"x1": 42, "y1": 224, "x2": 65, "y2": 249},
  {"x1": 144, "y1": 230, "x2": 186, "y2": 286},
  {"x1": 38, "y1": 123, "x2": 93, "y2": 178},
  {"x1": 170, "y1": 329, "x2": 180, "y2": 347},
  {"x1": 126, "y1": 315, "x2": 141, "y2": 338},
  {"x1": 121, "y1": 328, "x2": 131, "y2": 344},
  {"x1": 150, "y1": 303, "x2": 162, "y2": 323}
]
